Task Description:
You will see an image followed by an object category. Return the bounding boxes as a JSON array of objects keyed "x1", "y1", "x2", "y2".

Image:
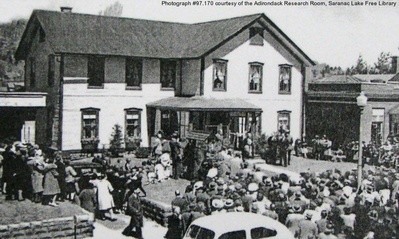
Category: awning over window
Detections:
[
  {"x1": 147, "y1": 97, "x2": 262, "y2": 112},
  {"x1": 0, "y1": 92, "x2": 47, "y2": 107}
]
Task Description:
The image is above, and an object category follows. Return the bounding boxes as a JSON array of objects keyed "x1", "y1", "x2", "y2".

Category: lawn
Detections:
[
  {"x1": 0, "y1": 195, "x2": 86, "y2": 225},
  {"x1": 143, "y1": 178, "x2": 191, "y2": 204}
]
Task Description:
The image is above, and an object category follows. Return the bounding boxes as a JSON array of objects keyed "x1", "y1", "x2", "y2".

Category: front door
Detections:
[{"x1": 21, "y1": 121, "x2": 35, "y2": 144}]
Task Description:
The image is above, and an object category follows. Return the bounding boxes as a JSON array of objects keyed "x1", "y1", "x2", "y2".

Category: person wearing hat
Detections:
[
  {"x1": 77, "y1": 179, "x2": 97, "y2": 214},
  {"x1": 296, "y1": 211, "x2": 318, "y2": 239},
  {"x1": 315, "y1": 210, "x2": 329, "y2": 234},
  {"x1": 242, "y1": 132, "x2": 254, "y2": 160},
  {"x1": 318, "y1": 223, "x2": 338, "y2": 239},
  {"x1": 285, "y1": 204, "x2": 305, "y2": 236},
  {"x1": 169, "y1": 133, "x2": 183, "y2": 180},
  {"x1": 340, "y1": 207, "x2": 355, "y2": 230},
  {"x1": 283, "y1": 129, "x2": 294, "y2": 166},
  {"x1": 165, "y1": 206, "x2": 184, "y2": 239},
  {"x1": 122, "y1": 188, "x2": 143, "y2": 238},
  {"x1": 27, "y1": 150, "x2": 46, "y2": 203},
  {"x1": 230, "y1": 152, "x2": 243, "y2": 177},
  {"x1": 211, "y1": 199, "x2": 224, "y2": 214},
  {"x1": 171, "y1": 190, "x2": 188, "y2": 212},
  {"x1": 224, "y1": 198, "x2": 235, "y2": 212},
  {"x1": 262, "y1": 203, "x2": 279, "y2": 220},
  {"x1": 151, "y1": 131, "x2": 163, "y2": 164},
  {"x1": 312, "y1": 135, "x2": 322, "y2": 161}
]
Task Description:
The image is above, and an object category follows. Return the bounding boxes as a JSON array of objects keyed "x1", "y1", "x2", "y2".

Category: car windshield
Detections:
[{"x1": 186, "y1": 224, "x2": 215, "y2": 239}]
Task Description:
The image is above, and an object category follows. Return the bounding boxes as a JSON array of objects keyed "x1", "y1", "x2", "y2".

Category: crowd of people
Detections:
[
  {"x1": 0, "y1": 141, "x2": 80, "y2": 206},
  {"x1": 3, "y1": 129, "x2": 399, "y2": 239},
  {"x1": 162, "y1": 153, "x2": 399, "y2": 239},
  {"x1": 293, "y1": 133, "x2": 399, "y2": 170}
]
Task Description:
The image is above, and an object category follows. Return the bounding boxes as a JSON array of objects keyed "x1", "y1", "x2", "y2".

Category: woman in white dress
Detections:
[{"x1": 92, "y1": 174, "x2": 116, "y2": 221}]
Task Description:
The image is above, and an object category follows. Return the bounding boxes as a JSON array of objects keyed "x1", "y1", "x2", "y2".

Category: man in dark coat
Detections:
[
  {"x1": 122, "y1": 189, "x2": 144, "y2": 238},
  {"x1": 169, "y1": 134, "x2": 182, "y2": 179},
  {"x1": 165, "y1": 207, "x2": 184, "y2": 239}
]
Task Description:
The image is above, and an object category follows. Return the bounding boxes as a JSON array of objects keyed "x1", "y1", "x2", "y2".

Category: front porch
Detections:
[
  {"x1": 146, "y1": 97, "x2": 262, "y2": 147},
  {"x1": 0, "y1": 92, "x2": 47, "y2": 144}
]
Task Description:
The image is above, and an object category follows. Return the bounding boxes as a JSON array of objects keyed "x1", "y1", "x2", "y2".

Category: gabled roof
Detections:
[{"x1": 16, "y1": 10, "x2": 314, "y2": 66}]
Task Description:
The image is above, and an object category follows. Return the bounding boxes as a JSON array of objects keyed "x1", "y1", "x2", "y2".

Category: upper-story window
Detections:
[
  {"x1": 48, "y1": 54, "x2": 55, "y2": 87},
  {"x1": 81, "y1": 108, "x2": 100, "y2": 140},
  {"x1": 29, "y1": 57, "x2": 36, "y2": 88},
  {"x1": 249, "y1": 62, "x2": 263, "y2": 93},
  {"x1": 88, "y1": 56, "x2": 105, "y2": 87},
  {"x1": 126, "y1": 58, "x2": 142, "y2": 88},
  {"x1": 213, "y1": 59, "x2": 228, "y2": 91},
  {"x1": 249, "y1": 27, "x2": 264, "y2": 46},
  {"x1": 160, "y1": 60, "x2": 176, "y2": 89},
  {"x1": 278, "y1": 64, "x2": 292, "y2": 94}
]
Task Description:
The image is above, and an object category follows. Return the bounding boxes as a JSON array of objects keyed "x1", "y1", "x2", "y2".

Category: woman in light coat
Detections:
[
  {"x1": 27, "y1": 152, "x2": 45, "y2": 203},
  {"x1": 42, "y1": 157, "x2": 60, "y2": 207},
  {"x1": 92, "y1": 174, "x2": 116, "y2": 221}
]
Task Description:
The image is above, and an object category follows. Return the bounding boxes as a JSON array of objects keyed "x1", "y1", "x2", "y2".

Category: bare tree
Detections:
[{"x1": 99, "y1": 1, "x2": 123, "y2": 17}]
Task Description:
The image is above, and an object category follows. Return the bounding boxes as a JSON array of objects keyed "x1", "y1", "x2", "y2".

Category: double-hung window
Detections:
[
  {"x1": 126, "y1": 58, "x2": 142, "y2": 88},
  {"x1": 160, "y1": 60, "x2": 176, "y2": 89},
  {"x1": 81, "y1": 108, "x2": 100, "y2": 140},
  {"x1": 212, "y1": 59, "x2": 228, "y2": 91},
  {"x1": 249, "y1": 62, "x2": 263, "y2": 93},
  {"x1": 278, "y1": 64, "x2": 292, "y2": 94},
  {"x1": 87, "y1": 56, "x2": 105, "y2": 87}
]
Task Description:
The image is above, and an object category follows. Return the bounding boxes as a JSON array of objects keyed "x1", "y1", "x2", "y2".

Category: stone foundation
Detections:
[{"x1": 0, "y1": 214, "x2": 94, "y2": 239}]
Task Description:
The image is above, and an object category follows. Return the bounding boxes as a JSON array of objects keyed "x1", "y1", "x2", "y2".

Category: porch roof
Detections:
[
  {"x1": 147, "y1": 97, "x2": 262, "y2": 112},
  {"x1": 0, "y1": 92, "x2": 47, "y2": 107}
]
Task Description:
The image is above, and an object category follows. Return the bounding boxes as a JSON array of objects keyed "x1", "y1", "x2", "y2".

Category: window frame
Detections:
[
  {"x1": 278, "y1": 64, "x2": 293, "y2": 94},
  {"x1": 81, "y1": 108, "x2": 100, "y2": 140},
  {"x1": 248, "y1": 62, "x2": 264, "y2": 93},
  {"x1": 125, "y1": 108, "x2": 142, "y2": 139},
  {"x1": 160, "y1": 60, "x2": 177, "y2": 90},
  {"x1": 212, "y1": 59, "x2": 228, "y2": 92},
  {"x1": 277, "y1": 110, "x2": 291, "y2": 132},
  {"x1": 87, "y1": 56, "x2": 105, "y2": 88},
  {"x1": 371, "y1": 108, "x2": 385, "y2": 142},
  {"x1": 125, "y1": 57, "x2": 143, "y2": 90}
]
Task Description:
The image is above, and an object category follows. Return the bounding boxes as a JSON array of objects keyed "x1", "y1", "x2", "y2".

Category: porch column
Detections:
[
  {"x1": 154, "y1": 109, "x2": 161, "y2": 135},
  {"x1": 251, "y1": 112, "x2": 256, "y2": 135},
  {"x1": 179, "y1": 111, "x2": 190, "y2": 139}
]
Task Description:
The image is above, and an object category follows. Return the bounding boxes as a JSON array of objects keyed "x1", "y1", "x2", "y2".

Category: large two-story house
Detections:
[{"x1": 12, "y1": 8, "x2": 314, "y2": 152}]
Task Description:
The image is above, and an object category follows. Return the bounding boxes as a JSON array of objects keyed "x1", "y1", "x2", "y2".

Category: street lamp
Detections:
[{"x1": 356, "y1": 91, "x2": 367, "y2": 190}]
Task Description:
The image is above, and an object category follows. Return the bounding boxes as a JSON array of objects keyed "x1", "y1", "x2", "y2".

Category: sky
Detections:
[{"x1": 0, "y1": 0, "x2": 398, "y2": 68}]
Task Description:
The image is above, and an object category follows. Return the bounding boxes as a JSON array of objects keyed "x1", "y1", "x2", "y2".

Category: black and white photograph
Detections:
[{"x1": 0, "y1": 0, "x2": 398, "y2": 238}]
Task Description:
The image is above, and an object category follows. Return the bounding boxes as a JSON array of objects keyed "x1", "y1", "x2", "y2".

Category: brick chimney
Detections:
[
  {"x1": 60, "y1": 7, "x2": 72, "y2": 13},
  {"x1": 392, "y1": 56, "x2": 399, "y2": 74}
]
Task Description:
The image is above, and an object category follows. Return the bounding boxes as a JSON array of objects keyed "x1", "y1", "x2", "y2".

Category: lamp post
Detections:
[{"x1": 356, "y1": 91, "x2": 368, "y2": 190}]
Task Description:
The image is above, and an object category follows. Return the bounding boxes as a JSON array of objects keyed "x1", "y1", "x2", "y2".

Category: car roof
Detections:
[{"x1": 190, "y1": 212, "x2": 292, "y2": 235}]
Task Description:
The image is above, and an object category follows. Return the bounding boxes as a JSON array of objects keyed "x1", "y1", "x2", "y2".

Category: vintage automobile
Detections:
[{"x1": 184, "y1": 212, "x2": 294, "y2": 239}]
